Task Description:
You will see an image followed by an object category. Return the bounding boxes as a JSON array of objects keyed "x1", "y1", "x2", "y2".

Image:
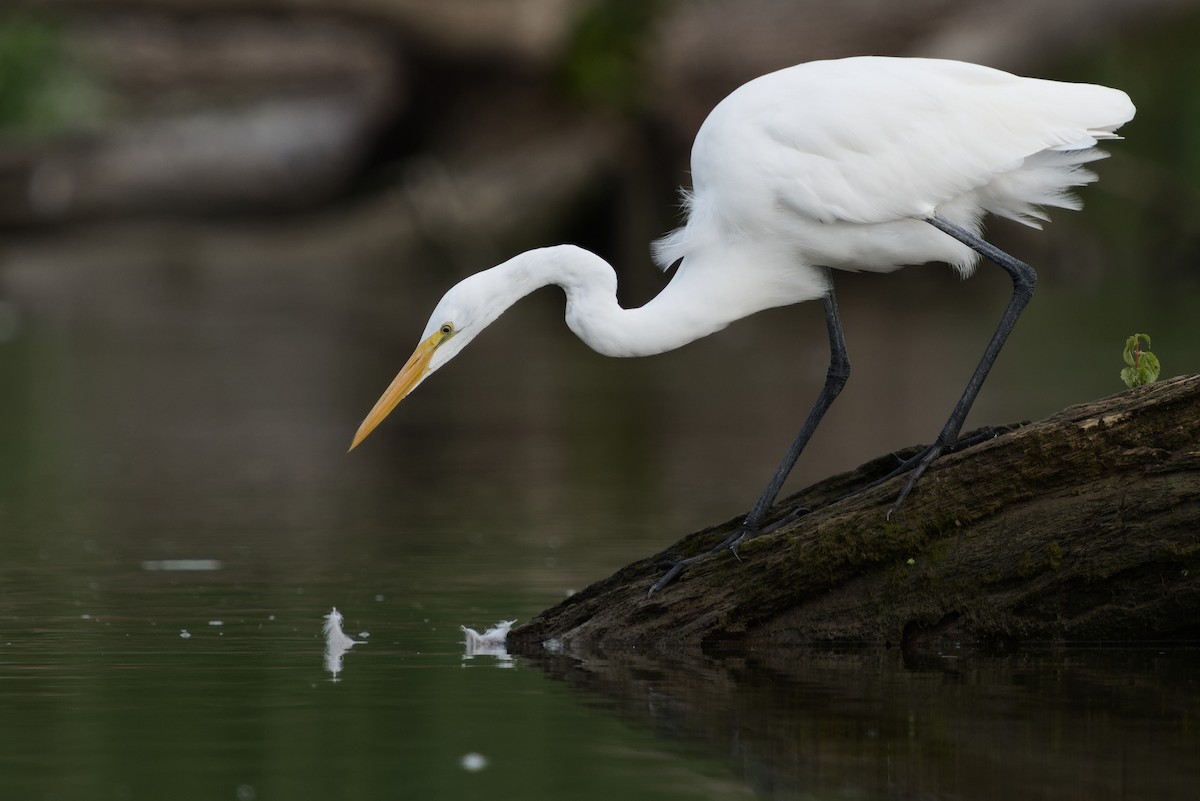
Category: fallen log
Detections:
[{"x1": 509, "y1": 374, "x2": 1200, "y2": 654}]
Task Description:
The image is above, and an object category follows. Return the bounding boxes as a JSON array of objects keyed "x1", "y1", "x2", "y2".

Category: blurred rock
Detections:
[
  {"x1": 0, "y1": 14, "x2": 400, "y2": 223},
  {"x1": 649, "y1": 0, "x2": 957, "y2": 133},
  {"x1": 0, "y1": 117, "x2": 626, "y2": 320},
  {"x1": 21, "y1": 0, "x2": 586, "y2": 65}
]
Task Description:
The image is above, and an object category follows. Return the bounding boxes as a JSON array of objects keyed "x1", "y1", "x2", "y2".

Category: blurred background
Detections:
[{"x1": 2, "y1": 0, "x2": 1200, "y2": 597}]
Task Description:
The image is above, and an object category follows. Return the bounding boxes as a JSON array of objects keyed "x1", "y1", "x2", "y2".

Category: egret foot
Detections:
[
  {"x1": 649, "y1": 424, "x2": 1015, "y2": 595},
  {"x1": 881, "y1": 424, "x2": 1018, "y2": 517},
  {"x1": 647, "y1": 507, "x2": 808, "y2": 596},
  {"x1": 887, "y1": 443, "x2": 945, "y2": 518}
]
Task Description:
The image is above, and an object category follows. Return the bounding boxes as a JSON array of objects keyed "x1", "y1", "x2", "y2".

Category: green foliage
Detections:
[
  {"x1": 560, "y1": 0, "x2": 662, "y2": 110},
  {"x1": 0, "y1": 13, "x2": 98, "y2": 131},
  {"x1": 1121, "y1": 333, "x2": 1161, "y2": 388},
  {"x1": 0, "y1": 14, "x2": 58, "y2": 127}
]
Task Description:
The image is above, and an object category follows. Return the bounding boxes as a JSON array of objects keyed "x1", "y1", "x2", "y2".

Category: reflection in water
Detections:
[
  {"x1": 458, "y1": 752, "x2": 489, "y2": 772},
  {"x1": 140, "y1": 559, "x2": 224, "y2": 572},
  {"x1": 461, "y1": 620, "x2": 516, "y2": 666},
  {"x1": 323, "y1": 607, "x2": 365, "y2": 681},
  {"x1": 529, "y1": 646, "x2": 1200, "y2": 801}
]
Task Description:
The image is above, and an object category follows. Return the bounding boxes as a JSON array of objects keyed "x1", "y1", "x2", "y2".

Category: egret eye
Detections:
[{"x1": 439, "y1": 323, "x2": 454, "y2": 335}]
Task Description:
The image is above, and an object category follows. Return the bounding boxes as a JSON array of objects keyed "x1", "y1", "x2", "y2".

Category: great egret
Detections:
[{"x1": 350, "y1": 56, "x2": 1134, "y2": 593}]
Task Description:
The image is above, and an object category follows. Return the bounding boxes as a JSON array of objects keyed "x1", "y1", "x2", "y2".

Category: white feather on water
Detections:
[
  {"x1": 323, "y1": 607, "x2": 365, "y2": 680},
  {"x1": 461, "y1": 620, "x2": 515, "y2": 663}
]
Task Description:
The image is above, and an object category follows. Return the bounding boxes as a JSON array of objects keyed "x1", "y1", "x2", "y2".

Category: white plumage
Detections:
[
  {"x1": 461, "y1": 619, "x2": 516, "y2": 660},
  {"x1": 656, "y1": 58, "x2": 1130, "y2": 274},
  {"x1": 323, "y1": 607, "x2": 365, "y2": 679},
  {"x1": 349, "y1": 57, "x2": 1133, "y2": 588}
]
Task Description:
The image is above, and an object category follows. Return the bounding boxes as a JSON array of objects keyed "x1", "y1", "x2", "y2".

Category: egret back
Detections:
[{"x1": 653, "y1": 57, "x2": 1134, "y2": 278}]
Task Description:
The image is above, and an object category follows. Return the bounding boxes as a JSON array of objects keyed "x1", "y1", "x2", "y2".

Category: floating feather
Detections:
[
  {"x1": 461, "y1": 619, "x2": 516, "y2": 662},
  {"x1": 323, "y1": 607, "x2": 365, "y2": 680}
]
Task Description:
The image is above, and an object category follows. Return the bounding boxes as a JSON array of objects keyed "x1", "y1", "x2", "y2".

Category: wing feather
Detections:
[
  {"x1": 696, "y1": 57, "x2": 1132, "y2": 226},
  {"x1": 654, "y1": 57, "x2": 1133, "y2": 271}
]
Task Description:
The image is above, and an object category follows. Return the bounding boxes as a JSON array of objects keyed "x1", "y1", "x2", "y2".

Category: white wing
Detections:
[{"x1": 679, "y1": 57, "x2": 1134, "y2": 231}]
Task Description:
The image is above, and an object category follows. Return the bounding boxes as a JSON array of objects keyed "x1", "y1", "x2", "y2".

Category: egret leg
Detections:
[
  {"x1": 648, "y1": 283, "x2": 850, "y2": 595},
  {"x1": 886, "y1": 213, "x2": 1036, "y2": 515},
  {"x1": 744, "y1": 285, "x2": 851, "y2": 531}
]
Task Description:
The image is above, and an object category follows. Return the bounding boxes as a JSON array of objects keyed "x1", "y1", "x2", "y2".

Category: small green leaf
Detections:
[
  {"x1": 1141, "y1": 351, "x2": 1161, "y2": 384},
  {"x1": 1120, "y1": 333, "x2": 1160, "y2": 388},
  {"x1": 1123, "y1": 335, "x2": 1137, "y2": 367}
]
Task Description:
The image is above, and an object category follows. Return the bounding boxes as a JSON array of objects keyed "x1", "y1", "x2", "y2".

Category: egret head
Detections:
[{"x1": 348, "y1": 271, "x2": 504, "y2": 450}]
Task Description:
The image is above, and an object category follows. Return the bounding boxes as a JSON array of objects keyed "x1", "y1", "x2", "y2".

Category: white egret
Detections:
[{"x1": 350, "y1": 56, "x2": 1134, "y2": 593}]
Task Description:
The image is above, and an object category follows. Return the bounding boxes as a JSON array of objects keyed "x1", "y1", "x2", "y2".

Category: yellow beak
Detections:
[{"x1": 349, "y1": 331, "x2": 443, "y2": 451}]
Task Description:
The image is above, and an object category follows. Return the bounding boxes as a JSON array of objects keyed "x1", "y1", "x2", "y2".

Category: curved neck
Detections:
[{"x1": 493, "y1": 245, "x2": 733, "y2": 358}]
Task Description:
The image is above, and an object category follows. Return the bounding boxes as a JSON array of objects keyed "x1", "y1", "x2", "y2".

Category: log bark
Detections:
[{"x1": 509, "y1": 375, "x2": 1200, "y2": 655}]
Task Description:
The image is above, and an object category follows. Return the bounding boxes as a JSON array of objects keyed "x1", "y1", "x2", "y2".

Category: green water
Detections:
[
  {"x1": 1, "y1": 237, "x2": 1198, "y2": 799},
  {"x1": 3, "y1": 567, "x2": 1198, "y2": 800}
]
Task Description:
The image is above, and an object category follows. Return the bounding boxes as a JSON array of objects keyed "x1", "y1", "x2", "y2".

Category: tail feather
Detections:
[{"x1": 979, "y1": 147, "x2": 1108, "y2": 228}]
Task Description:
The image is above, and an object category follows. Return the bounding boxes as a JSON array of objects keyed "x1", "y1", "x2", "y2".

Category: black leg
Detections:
[
  {"x1": 648, "y1": 280, "x2": 850, "y2": 595},
  {"x1": 886, "y1": 213, "x2": 1036, "y2": 515},
  {"x1": 744, "y1": 285, "x2": 850, "y2": 530}
]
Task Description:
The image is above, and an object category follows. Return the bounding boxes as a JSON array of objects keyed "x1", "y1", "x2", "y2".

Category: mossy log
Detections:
[{"x1": 509, "y1": 375, "x2": 1200, "y2": 654}]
